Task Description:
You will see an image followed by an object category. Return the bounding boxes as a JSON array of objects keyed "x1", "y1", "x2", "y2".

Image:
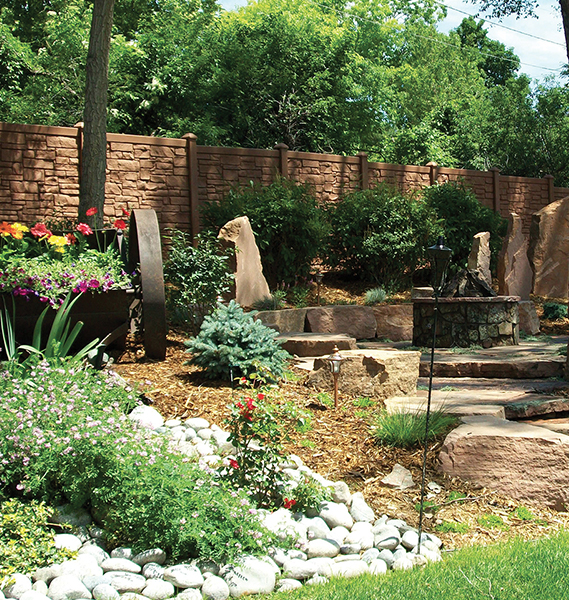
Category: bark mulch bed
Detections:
[{"x1": 112, "y1": 324, "x2": 569, "y2": 553}]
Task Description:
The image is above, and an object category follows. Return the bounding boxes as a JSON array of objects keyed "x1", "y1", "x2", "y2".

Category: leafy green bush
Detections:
[
  {"x1": 422, "y1": 181, "x2": 507, "y2": 273},
  {"x1": 164, "y1": 230, "x2": 234, "y2": 332},
  {"x1": 184, "y1": 301, "x2": 291, "y2": 381},
  {"x1": 0, "y1": 499, "x2": 74, "y2": 578},
  {"x1": 201, "y1": 177, "x2": 328, "y2": 286},
  {"x1": 542, "y1": 302, "x2": 567, "y2": 321},
  {"x1": 325, "y1": 185, "x2": 440, "y2": 290},
  {"x1": 0, "y1": 359, "x2": 276, "y2": 563},
  {"x1": 372, "y1": 408, "x2": 458, "y2": 448}
]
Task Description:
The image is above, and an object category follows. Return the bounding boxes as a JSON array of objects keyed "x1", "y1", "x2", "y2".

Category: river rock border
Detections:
[{"x1": 1, "y1": 405, "x2": 443, "y2": 600}]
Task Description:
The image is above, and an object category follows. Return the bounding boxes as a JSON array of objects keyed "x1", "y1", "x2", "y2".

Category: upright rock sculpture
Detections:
[
  {"x1": 467, "y1": 232, "x2": 492, "y2": 287},
  {"x1": 497, "y1": 213, "x2": 532, "y2": 299},
  {"x1": 218, "y1": 216, "x2": 270, "y2": 308},
  {"x1": 528, "y1": 196, "x2": 569, "y2": 299}
]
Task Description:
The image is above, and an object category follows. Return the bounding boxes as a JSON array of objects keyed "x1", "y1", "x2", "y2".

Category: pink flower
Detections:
[
  {"x1": 30, "y1": 223, "x2": 52, "y2": 238},
  {"x1": 76, "y1": 223, "x2": 93, "y2": 235},
  {"x1": 88, "y1": 279, "x2": 100, "y2": 288},
  {"x1": 86, "y1": 207, "x2": 98, "y2": 216}
]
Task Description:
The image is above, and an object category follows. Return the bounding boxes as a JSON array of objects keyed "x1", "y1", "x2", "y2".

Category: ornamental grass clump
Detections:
[
  {"x1": 0, "y1": 359, "x2": 277, "y2": 563},
  {"x1": 372, "y1": 407, "x2": 458, "y2": 448},
  {"x1": 185, "y1": 300, "x2": 291, "y2": 381}
]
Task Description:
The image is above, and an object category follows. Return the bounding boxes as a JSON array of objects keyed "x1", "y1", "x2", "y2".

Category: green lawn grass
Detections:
[{"x1": 264, "y1": 531, "x2": 569, "y2": 599}]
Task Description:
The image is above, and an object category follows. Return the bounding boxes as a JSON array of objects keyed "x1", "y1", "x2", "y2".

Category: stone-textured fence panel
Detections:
[{"x1": 1, "y1": 121, "x2": 568, "y2": 237}]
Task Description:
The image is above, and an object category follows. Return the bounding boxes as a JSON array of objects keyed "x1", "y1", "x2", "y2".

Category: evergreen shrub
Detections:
[
  {"x1": 422, "y1": 181, "x2": 508, "y2": 273},
  {"x1": 201, "y1": 177, "x2": 328, "y2": 286},
  {"x1": 184, "y1": 301, "x2": 290, "y2": 381},
  {"x1": 325, "y1": 185, "x2": 440, "y2": 289}
]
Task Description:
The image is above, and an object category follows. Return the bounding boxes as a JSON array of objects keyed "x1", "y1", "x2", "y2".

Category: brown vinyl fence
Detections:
[{"x1": 1, "y1": 122, "x2": 567, "y2": 236}]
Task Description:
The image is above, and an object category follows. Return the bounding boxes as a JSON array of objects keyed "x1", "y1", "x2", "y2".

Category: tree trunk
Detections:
[
  {"x1": 560, "y1": 0, "x2": 569, "y2": 65},
  {"x1": 79, "y1": 0, "x2": 115, "y2": 228}
]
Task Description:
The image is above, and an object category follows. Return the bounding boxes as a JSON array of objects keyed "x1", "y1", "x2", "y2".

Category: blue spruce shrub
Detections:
[{"x1": 184, "y1": 301, "x2": 290, "y2": 381}]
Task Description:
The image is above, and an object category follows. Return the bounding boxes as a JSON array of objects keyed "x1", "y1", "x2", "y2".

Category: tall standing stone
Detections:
[
  {"x1": 467, "y1": 232, "x2": 492, "y2": 287},
  {"x1": 497, "y1": 213, "x2": 532, "y2": 299},
  {"x1": 218, "y1": 216, "x2": 271, "y2": 308},
  {"x1": 528, "y1": 196, "x2": 569, "y2": 299}
]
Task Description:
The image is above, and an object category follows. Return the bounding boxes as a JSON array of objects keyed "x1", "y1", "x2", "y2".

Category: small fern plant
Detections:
[{"x1": 184, "y1": 300, "x2": 290, "y2": 381}]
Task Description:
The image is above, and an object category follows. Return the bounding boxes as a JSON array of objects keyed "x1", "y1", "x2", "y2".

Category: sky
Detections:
[{"x1": 217, "y1": 0, "x2": 566, "y2": 83}]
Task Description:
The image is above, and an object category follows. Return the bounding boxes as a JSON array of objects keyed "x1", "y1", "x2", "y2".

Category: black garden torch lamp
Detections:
[
  {"x1": 314, "y1": 271, "x2": 324, "y2": 306},
  {"x1": 417, "y1": 236, "x2": 452, "y2": 556},
  {"x1": 326, "y1": 346, "x2": 346, "y2": 410}
]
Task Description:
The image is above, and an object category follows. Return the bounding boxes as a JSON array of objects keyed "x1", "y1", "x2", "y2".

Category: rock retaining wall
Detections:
[{"x1": 413, "y1": 297, "x2": 520, "y2": 348}]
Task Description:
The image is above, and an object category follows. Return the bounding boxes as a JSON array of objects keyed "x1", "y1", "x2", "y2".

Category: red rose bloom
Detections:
[
  {"x1": 229, "y1": 458, "x2": 239, "y2": 469},
  {"x1": 283, "y1": 498, "x2": 296, "y2": 509}
]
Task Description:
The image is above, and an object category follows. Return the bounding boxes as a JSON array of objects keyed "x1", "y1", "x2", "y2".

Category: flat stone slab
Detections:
[
  {"x1": 385, "y1": 395, "x2": 506, "y2": 419},
  {"x1": 277, "y1": 333, "x2": 357, "y2": 357},
  {"x1": 305, "y1": 306, "x2": 377, "y2": 340},
  {"x1": 518, "y1": 416, "x2": 569, "y2": 435},
  {"x1": 439, "y1": 415, "x2": 569, "y2": 509},
  {"x1": 306, "y1": 349, "x2": 420, "y2": 400}
]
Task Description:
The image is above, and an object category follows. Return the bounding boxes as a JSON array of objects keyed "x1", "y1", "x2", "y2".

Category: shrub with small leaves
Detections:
[
  {"x1": 542, "y1": 302, "x2": 567, "y2": 321},
  {"x1": 184, "y1": 301, "x2": 291, "y2": 381},
  {"x1": 284, "y1": 473, "x2": 332, "y2": 513},
  {"x1": 0, "y1": 499, "x2": 74, "y2": 579},
  {"x1": 164, "y1": 230, "x2": 234, "y2": 333}
]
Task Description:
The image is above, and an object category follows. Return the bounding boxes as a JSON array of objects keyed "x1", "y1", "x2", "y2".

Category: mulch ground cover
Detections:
[{"x1": 111, "y1": 284, "x2": 569, "y2": 552}]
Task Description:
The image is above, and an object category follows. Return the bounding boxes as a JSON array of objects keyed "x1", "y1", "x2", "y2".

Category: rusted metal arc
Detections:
[{"x1": 129, "y1": 209, "x2": 167, "y2": 360}]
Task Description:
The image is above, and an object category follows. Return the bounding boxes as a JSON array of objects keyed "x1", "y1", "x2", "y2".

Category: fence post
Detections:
[
  {"x1": 545, "y1": 174, "x2": 554, "y2": 204},
  {"x1": 357, "y1": 151, "x2": 369, "y2": 190},
  {"x1": 426, "y1": 161, "x2": 438, "y2": 186},
  {"x1": 74, "y1": 122, "x2": 84, "y2": 187},
  {"x1": 490, "y1": 167, "x2": 501, "y2": 214},
  {"x1": 274, "y1": 143, "x2": 289, "y2": 179},
  {"x1": 182, "y1": 133, "x2": 200, "y2": 241}
]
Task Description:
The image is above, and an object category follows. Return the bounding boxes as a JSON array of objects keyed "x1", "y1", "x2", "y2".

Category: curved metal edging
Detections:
[{"x1": 129, "y1": 209, "x2": 167, "y2": 360}]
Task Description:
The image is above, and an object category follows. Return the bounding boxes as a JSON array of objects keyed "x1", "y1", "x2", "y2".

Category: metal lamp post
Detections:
[
  {"x1": 326, "y1": 346, "x2": 346, "y2": 409},
  {"x1": 315, "y1": 271, "x2": 324, "y2": 306},
  {"x1": 417, "y1": 236, "x2": 452, "y2": 555}
]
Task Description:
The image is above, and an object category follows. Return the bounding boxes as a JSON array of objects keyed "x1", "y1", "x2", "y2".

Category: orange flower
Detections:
[
  {"x1": 0, "y1": 222, "x2": 14, "y2": 237},
  {"x1": 86, "y1": 207, "x2": 98, "y2": 216},
  {"x1": 10, "y1": 223, "x2": 29, "y2": 239},
  {"x1": 65, "y1": 233, "x2": 77, "y2": 245}
]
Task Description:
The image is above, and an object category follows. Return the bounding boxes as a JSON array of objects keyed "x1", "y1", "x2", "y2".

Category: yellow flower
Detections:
[
  {"x1": 10, "y1": 223, "x2": 29, "y2": 239},
  {"x1": 47, "y1": 235, "x2": 69, "y2": 248}
]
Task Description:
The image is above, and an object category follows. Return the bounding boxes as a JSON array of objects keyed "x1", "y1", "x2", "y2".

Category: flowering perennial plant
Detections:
[
  {"x1": 224, "y1": 385, "x2": 311, "y2": 509},
  {"x1": 0, "y1": 359, "x2": 277, "y2": 563},
  {"x1": 0, "y1": 215, "x2": 132, "y2": 305}
]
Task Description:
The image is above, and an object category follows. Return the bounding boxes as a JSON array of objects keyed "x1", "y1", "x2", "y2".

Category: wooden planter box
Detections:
[{"x1": 2, "y1": 289, "x2": 133, "y2": 356}]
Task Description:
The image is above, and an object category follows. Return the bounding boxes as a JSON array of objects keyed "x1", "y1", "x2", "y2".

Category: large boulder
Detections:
[
  {"x1": 218, "y1": 216, "x2": 270, "y2": 308},
  {"x1": 518, "y1": 300, "x2": 540, "y2": 335},
  {"x1": 439, "y1": 415, "x2": 569, "y2": 509},
  {"x1": 372, "y1": 304, "x2": 413, "y2": 341},
  {"x1": 497, "y1": 213, "x2": 532, "y2": 299},
  {"x1": 306, "y1": 349, "x2": 420, "y2": 400},
  {"x1": 528, "y1": 196, "x2": 569, "y2": 299},
  {"x1": 254, "y1": 309, "x2": 307, "y2": 333},
  {"x1": 467, "y1": 232, "x2": 492, "y2": 287},
  {"x1": 305, "y1": 306, "x2": 377, "y2": 340}
]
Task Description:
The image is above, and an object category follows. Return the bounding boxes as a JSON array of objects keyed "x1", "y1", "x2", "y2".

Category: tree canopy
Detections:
[{"x1": 1, "y1": 0, "x2": 569, "y2": 184}]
